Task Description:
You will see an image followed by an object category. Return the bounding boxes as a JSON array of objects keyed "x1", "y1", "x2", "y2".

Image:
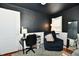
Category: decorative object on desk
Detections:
[
  {"x1": 22, "y1": 26, "x2": 28, "y2": 34},
  {"x1": 67, "y1": 21, "x2": 78, "y2": 49},
  {"x1": 21, "y1": 26, "x2": 28, "y2": 39},
  {"x1": 20, "y1": 26, "x2": 27, "y2": 39},
  {"x1": 37, "y1": 35, "x2": 41, "y2": 49}
]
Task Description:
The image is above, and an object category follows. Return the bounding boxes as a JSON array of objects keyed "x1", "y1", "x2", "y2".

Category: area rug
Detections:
[{"x1": 12, "y1": 48, "x2": 62, "y2": 56}]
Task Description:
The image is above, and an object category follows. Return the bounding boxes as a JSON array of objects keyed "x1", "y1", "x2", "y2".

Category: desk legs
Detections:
[{"x1": 19, "y1": 39, "x2": 25, "y2": 54}]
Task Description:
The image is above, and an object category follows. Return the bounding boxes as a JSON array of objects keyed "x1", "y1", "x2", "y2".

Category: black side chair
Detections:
[{"x1": 25, "y1": 34, "x2": 37, "y2": 54}]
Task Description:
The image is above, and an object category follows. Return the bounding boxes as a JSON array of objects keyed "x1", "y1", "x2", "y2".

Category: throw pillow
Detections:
[{"x1": 45, "y1": 33, "x2": 54, "y2": 42}]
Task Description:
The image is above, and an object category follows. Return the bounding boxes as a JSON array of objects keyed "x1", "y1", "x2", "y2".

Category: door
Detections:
[{"x1": 0, "y1": 8, "x2": 20, "y2": 55}]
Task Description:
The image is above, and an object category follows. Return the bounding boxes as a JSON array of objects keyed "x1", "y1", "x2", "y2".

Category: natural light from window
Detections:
[{"x1": 51, "y1": 16, "x2": 62, "y2": 33}]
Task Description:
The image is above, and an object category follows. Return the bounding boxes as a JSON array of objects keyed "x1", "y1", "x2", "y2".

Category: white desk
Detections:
[{"x1": 20, "y1": 32, "x2": 44, "y2": 50}]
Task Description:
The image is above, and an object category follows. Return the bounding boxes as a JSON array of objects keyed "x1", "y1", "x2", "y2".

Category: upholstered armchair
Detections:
[{"x1": 44, "y1": 31, "x2": 63, "y2": 51}]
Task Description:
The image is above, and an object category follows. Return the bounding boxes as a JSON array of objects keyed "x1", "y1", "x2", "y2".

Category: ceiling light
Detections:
[
  {"x1": 68, "y1": 22, "x2": 72, "y2": 24},
  {"x1": 41, "y1": 2, "x2": 46, "y2": 5}
]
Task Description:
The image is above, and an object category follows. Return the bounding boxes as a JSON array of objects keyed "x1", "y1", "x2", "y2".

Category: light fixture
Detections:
[
  {"x1": 20, "y1": 26, "x2": 28, "y2": 38},
  {"x1": 68, "y1": 22, "x2": 72, "y2": 24},
  {"x1": 50, "y1": 24, "x2": 52, "y2": 26},
  {"x1": 44, "y1": 23, "x2": 49, "y2": 28},
  {"x1": 41, "y1": 2, "x2": 46, "y2": 5},
  {"x1": 22, "y1": 26, "x2": 28, "y2": 34}
]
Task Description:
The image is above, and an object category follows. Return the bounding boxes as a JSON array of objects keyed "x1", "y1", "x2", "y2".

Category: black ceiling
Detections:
[{"x1": 11, "y1": 3, "x2": 79, "y2": 15}]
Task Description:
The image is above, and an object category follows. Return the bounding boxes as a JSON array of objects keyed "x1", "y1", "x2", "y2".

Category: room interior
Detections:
[{"x1": 0, "y1": 3, "x2": 79, "y2": 56}]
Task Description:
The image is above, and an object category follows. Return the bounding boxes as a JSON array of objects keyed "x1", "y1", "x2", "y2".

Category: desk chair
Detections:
[{"x1": 25, "y1": 34, "x2": 37, "y2": 54}]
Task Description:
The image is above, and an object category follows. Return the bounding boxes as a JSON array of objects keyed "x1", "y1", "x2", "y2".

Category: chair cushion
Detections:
[{"x1": 45, "y1": 33, "x2": 54, "y2": 42}]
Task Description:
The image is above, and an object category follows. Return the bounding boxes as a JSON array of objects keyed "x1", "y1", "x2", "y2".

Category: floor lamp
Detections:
[{"x1": 21, "y1": 27, "x2": 28, "y2": 54}]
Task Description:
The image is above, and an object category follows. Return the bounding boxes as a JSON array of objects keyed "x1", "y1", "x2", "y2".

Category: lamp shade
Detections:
[
  {"x1": 22, "y1": 26, "x2": 27, "y2": 34},
  {"x1": 22, "y1": 28, "x2": 27, "y2": 34}
]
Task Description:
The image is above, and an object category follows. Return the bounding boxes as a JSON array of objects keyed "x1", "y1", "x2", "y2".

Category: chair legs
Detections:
[
  {"x1": 26, "y1": 47, "x2": 35, "y2": 54},
  {"x1": 31, "y1": 49, "x2": 35, "y2": 53},
  {"x1": 26, "y1": 49, "x2": 30, "y2": 54}
]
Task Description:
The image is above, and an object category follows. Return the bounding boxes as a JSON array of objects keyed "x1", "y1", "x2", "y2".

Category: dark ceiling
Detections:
[{"x1": 11, "y1": 3, "x2": 78, "y2": 15}]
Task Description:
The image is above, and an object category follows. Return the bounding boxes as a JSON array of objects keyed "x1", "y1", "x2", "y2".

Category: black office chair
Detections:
[{"x1": 25, "y1": 34, "x2": 37, "y2": 54}]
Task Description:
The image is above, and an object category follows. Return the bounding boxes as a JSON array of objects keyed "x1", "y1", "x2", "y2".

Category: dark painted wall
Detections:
[
  {"x1": 50, "y1": 5, "x2": 79, "y2": 33},
  {"x1": 67, "y1": 21, "x2": 78, "y2": 39},
  {"x1": 0, "y1": 3, "x2": 50, "y2": 33},
  {"x1": 21, "y1": 10, "x2": 50, "y2": 32},
  {"x1": 61, "y1": 5, "x2": 79, "y2": 33}
]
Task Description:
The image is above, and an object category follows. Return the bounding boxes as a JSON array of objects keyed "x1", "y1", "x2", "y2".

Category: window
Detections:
[{"x1": 51, "y1": 16, "x2": 62, "y2": 33}]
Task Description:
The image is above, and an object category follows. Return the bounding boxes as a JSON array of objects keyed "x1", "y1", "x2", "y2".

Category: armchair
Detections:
[{"x1": 44, "y1": 31, "x2": 63, "y2": 51}]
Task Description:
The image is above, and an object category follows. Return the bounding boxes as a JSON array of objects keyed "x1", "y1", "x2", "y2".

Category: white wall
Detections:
[
  {"x1": 56, "y1": 32, "x2": 67, "y2": 47},
  {"x1": 57, "y1": 32, "x2": 79, "y2": 48},
  {"x1": 77, "y1": 34, "x2": 79, "y2": 48},
  {"x1": 0, "y1": 8, "x2": 20, "y2": 54}
]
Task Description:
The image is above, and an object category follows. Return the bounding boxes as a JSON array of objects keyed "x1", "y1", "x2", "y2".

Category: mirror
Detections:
[{"x1": 67, "y1": 21, "x2": 78, "y2": 49}]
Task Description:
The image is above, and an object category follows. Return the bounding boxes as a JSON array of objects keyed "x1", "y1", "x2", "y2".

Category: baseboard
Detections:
[{"x1": 0, "y1": 50, "x2": 22, "y2": 56}]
